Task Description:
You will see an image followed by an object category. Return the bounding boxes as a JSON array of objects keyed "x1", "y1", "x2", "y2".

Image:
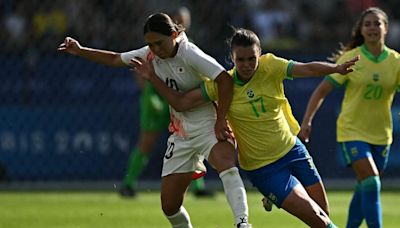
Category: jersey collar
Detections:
[
  {"x1": 233, "y1": 68, "x2": 246, "y2": 86},
  {"x1": 360, "y1": 44, "x2": 389, "y2": 63}
]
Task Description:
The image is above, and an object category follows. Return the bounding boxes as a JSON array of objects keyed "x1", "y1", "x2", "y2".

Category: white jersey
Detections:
[{"x1": 121, "y1": 33, "x2": 225, "y2": 138}]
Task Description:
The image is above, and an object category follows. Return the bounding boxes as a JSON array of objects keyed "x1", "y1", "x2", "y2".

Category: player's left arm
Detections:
[{"x1": 292, "y1": 55, "x2": 359, "y2": 77}]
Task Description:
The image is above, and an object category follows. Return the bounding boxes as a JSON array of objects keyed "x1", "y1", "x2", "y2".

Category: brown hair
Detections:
[
  {"x1": 143, "y1": 13, "x2": 185, "y2": 36},
  {"x1": 228, "y1": 27, "x2": 261, "y2": 51}
]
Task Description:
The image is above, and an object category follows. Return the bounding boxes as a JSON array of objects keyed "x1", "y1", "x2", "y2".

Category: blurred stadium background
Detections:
[{"x1": 1, "y1": 0, "x2": 400, "y2": 192}]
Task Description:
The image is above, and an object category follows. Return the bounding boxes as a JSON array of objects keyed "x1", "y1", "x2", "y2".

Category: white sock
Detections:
[
  {"x1": 165, "y1": 206, "x2": 193, "y2": 228},
  {"x1": 219, "y1": 167, "x2": 249, "y2": 225}
]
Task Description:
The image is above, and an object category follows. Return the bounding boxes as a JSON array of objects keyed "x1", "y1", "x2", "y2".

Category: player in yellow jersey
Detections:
[
  {"x1": 300, "y1": 7, "x2": 399, "y2": 228},
  {"x1": 131, "y1": 27, "x2": 358, "y2": 228}
]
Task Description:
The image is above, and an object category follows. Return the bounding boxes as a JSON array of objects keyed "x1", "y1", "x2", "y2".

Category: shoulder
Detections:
[
  {"x1": 261, "y1": 53, "x2": 277, "y2": 61},
  {"x1": 120, "y1": 46, "x2": 150, "y2": 64},
  {"x1": 337, "y1": 47, "x2": 360, "y2": 62},
  {"x1": 178, "y1": 39, "x2": 202, "y2": 55},
  {"x1": 386, "y1": 47, "x2": 400, "y2": 60},
  {"x1": 259, "y1": 53, "x2": 289, "y2": 70},
  {"x1": 258, "y1": 53, "x2": 274, "y2": 67}
]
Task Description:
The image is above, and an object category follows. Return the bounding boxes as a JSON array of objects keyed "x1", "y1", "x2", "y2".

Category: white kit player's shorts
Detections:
[{"x1": 161, "y1": 131, "x2": 218, "y2": 177}]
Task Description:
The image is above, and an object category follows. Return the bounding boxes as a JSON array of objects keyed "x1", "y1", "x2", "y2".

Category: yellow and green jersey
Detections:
[
  {"x1": 326, "y1": 44, "x2": 400, "y2": 145},
  {"x1": 201, "y1": 53, "x2": 300, "y2": 170}
]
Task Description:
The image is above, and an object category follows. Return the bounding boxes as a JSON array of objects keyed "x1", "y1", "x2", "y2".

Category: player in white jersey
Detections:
[{"x1": 58, "y1": 13, "x2": 250, "y2": 228}]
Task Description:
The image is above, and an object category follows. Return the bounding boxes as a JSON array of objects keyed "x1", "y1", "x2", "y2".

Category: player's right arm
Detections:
[
  {"x1": 130, "y1": 58, "x2": 206, "y2": 111},
  {"x1": 299, "y1": 80, "x2": 335, "y2": 142},
  {"x1": 57, "y1": 37, "x2": 125, "y2": 67}
]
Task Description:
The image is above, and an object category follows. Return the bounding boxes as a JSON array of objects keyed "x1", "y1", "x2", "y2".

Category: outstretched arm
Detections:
[
  {"x1": 57, "y1": 37, "x2": 125, "y2": 67},
  {"x1": 292, "y1": 56, "x2": 359, "y2": 77},
  {"x1": 130, "y1": 58, "x2": 206, "y2": 112},
  {"x1": 299, "y1": 80, "x2": 335, "y2": 142}
]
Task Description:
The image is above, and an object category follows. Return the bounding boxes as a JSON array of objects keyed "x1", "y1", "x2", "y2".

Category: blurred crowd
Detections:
[{"x1": 2, "y1": 0, "x2": 400, "y2": 57}]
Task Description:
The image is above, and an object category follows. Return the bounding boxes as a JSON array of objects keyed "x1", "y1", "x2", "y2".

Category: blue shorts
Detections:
[
  {"x1": 244, "y1": 138, "x2": 322, "y2": 207},
  {"x1": 339, "y1": 141, "x2": 390, "y2": 171}
]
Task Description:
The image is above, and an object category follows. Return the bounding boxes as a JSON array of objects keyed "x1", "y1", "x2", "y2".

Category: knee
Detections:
[
  {"x1": 161, "y1": 200, "x2": 181, "y2": 216},
  {"x1": 209, "y1": 152, "x2": 236, "y2": 173},
  {"x1": 212, "y1": 157, "x2": 236, "y2": 173}
]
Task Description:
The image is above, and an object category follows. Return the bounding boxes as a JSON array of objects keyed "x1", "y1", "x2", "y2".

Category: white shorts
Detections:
[{"x1": 161, "y1": 132, "x2": 218, "y2": 177}]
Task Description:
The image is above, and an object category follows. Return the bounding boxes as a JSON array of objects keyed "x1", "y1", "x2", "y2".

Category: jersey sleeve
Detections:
[
  {"x1": 397, "y1": 68, "x2": 400, "y2": 92},
  {"x1": 260, "y1": 53, "x2": 291, "y2": 81},
  {"x1": 183, "y1": 42, "x2": 225, "y2": 80},
  {"x1": 325, "y1": 53, "x2": 351, "y2": 87},
  {"x1": 200, "y1": 80, "x2": 218, "y2": 101},
  {"x1": 120, "y1": 46, "x2": 150, "y2": 66},
  {"x1": 395, "y1": 52, "x2": 400, "y2": 92}
]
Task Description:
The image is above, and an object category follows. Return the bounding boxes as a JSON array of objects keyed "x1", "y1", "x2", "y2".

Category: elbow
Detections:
[
  {"x1": 111, "y1": 54, "x2": 125, "y2": 67},
  {"x1": 170, "y1": 101, "x2": 190, "y2": 112},
  {"x1": 174, "y1": 104, "x2": 192, "y2": 112},
  {"x1": 172, "y1": 105, "x2": 186, "y2": 112}
]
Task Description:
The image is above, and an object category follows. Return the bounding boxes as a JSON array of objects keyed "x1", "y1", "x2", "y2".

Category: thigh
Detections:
[
  {"x1": 304, "y1": 181, "x2": 329, "y2": 214},
  {"x1": 287, "y1": 141, "x2": 328, "y2": 213},
  {"x1": 161, "y1": 172, "x2": 193, "y2": 215},
  {"x1": 246, "y1": 166, "x2": 299, "y2": 208},
  {"x1": 281, "y1": 184, "x2": 330, "y2": 227},
  {"x1": 371, "y1": 144, "x2": 390, "y2": 172},
  {"x1": 161, "y1": 135, "x2": 201, "y2": 177},
  {"x1": 207, "y1": 141, "x2": 236, "y2": 173},
  {"x1": 340, "y1": 141, "x2": 379, "y2": 180},
  {"x1": 289, "y1": 140, "x2": 322, "y2": 187},
  {"x1": 340, "y1": 141, "x2": 372, "y2": 165},
  {"x1": 191, "y1": 131, "x2": 218, "y2": 161}
]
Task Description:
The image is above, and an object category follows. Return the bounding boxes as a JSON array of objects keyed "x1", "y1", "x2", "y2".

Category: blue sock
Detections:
[
  {"x1": 360, "y1": 176, "x2": 382, "y2": 228},
  {"x1": 346, "y1": 183, "x2": 363, "y2": 228}
]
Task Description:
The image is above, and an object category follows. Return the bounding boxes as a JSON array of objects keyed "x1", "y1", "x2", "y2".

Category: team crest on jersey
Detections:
[
  {"x1": 372, "y1": 73, "x2": 380, "y2": 82},
  {"x1": 176, "y1": 66, "x2": 185, "y2": 74},
  {"x1": 246, "y1": 88, "x2": 255, "y2": 98}
]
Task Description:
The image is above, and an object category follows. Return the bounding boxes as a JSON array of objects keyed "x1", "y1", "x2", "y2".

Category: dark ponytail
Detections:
[{"x1": 143, "y1": 13, "x2": 185, "y2": 36}]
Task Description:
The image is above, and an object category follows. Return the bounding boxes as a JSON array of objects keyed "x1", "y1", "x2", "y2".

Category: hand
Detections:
[
  {"x1": 336, "y1": 55, "x2": 360, "y2": 75},
  {"x1": 215, "y1": 117, "x2": 230, "y2": 141},
  {"x1": 129, "y1": 57, "x2": 156, "y2": 80},
  {"x1": 57, "y1": 37, "x2": 82, "y2": 55},
  {"x1": 298, "y1": 122, "x2": 312, "y2": 143}
]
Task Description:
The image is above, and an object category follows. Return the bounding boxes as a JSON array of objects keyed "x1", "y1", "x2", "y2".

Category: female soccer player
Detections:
[
  {"x1": 300, "y1": 7, "x2": 399, "y2": 228},
  {"x1": 58, "y1": 13, "x2": 250, "y2": 228},
  {"x1": 118, "y1": 7, "x2": 213, "y2": 199},
  {"x1": 131, "y1": 27, "x2": 358, "y2": 227}
]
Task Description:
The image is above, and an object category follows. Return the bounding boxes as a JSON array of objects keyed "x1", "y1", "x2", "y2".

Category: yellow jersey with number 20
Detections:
[{"x1": 327, "y1": 45, "x2": 400, "y2": 145}]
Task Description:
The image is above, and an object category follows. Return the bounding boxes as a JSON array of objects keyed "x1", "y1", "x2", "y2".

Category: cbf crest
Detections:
[{"x1": 246, "y1": 88, "x2": 255, "y2": 99}]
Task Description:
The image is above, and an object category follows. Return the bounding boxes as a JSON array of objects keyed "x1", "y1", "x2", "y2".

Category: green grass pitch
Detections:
[{"x1": 0, "y1": 190, "x2": 399, "y2": 227}]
